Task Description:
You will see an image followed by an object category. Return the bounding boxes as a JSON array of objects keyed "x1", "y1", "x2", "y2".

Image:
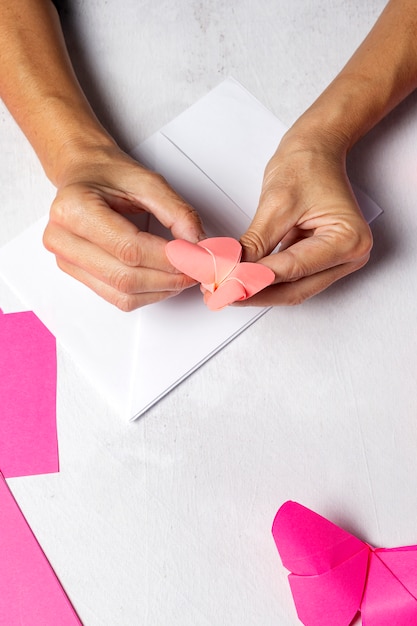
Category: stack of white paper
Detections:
[{"x1": 0, "y1": 78, "x2": 382, "y2": 420}]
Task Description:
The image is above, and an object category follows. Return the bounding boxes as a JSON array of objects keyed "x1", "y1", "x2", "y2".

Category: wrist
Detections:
[
  {"x1": 285, "y1": 82, "x2": 373, "y2": 160},
  {"x1": 50, "y1": 131, "x2": 120, "y2": 188},
  {"x1": 278, "y1": 112, "x2": 349, "y2": 169}
]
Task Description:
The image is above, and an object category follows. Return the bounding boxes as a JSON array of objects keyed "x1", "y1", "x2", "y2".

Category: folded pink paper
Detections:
[
  {"x1": 0, "y1": 309, "x2": 58, "y2": 478},
  {"x1": 166, "y1": 237, "x2": 274, "y2": 310},
  {"x1": 272, "y1": 501, "x2": 417, "y2": 625},
  {"x1": 0, "y1": 472, "x2": 82, "y2": 625}
]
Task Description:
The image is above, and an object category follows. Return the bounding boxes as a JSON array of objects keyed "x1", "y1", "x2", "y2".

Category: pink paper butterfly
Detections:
[
  {"x1": 165, "y1": 237, "x2": 275, "y2": 310},
  {"x1": 272, "y1": 501, "x2": 417, "y2": 626}
]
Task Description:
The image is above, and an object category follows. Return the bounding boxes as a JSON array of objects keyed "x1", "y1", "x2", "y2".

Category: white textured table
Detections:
[{"x1": 3, "y1": 1, "x2": 417, "y2": 624}]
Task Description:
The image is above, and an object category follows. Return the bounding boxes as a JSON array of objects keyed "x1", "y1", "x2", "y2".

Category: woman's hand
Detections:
[
  {"x1": 239, "y1": 0, "x2": 417, "y2": 307},
  {"x1": 43, "y1": 145, "x2": 205, "y2": 310},
  {"x1": 0, "y1": 1, "x2": 204, "y2": 311},
  {"x1": 239, "y1": 128, "x2": 373, "y2": 306}
]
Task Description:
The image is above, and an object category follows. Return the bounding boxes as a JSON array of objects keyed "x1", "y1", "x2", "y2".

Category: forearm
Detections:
[
  {"x1": 290, "y1": 0, "x2": 417, "y2": 153},
  {"x1": 0, "y1": 0, "x2": 115, "y2": 186}
]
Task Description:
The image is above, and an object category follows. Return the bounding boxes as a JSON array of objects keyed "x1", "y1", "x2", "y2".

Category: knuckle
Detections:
[
  {"x1": 42, "y1": 225, "x2": 54, "y2": 253},
  {"x1": 176, "y1": 274, "x2": 194, "y2": 290},
  {"x1": 50, "y1": 198, "x2": 66, "y2": 223},
  {"x1": 351, "y1": 251, "x2": 371, "y2": 274},
  {"x1": 184, "y1": 205, "x2": 203, "y2": 227},
  {"x1": 147, "y1": 171, "x2": 169, "y2": 189},
  {"x1": 280, "y1": 280, "x2": 316, "y2": 306},
  {"x1": 356, "y1": 228, "x2": 373, "y2": 259},
  {"x1": 113, "y1": 293, "x2": 137, "y2": 312},
  {"x1": 240, "y1": 229, "x2": 268, "y2": 259},
  {"x1": 55, "y1": 257, "x2": 67, "y2": 272},
  {"x1": 342, "y1": 221, "x2": 373, "y2": 261},
  {"x1": 115, "y1": 237, "x2": 142, "y2": 266},
  {"x1": 50, "y1": 189, "x2": 79, "y2": 224},
  {"x1": 286, "y1": 292, "x2": 308, "y2": 306},
  {"x1": 110, "y1": 266, "x2": 135, "y2": 293}
]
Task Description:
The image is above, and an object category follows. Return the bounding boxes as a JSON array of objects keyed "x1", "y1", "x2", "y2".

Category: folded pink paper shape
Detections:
[
  {"x1": 0, "y1": 472, "x2": 82, "y2": 625},
  {"x1": 272, "y1": 501, "x2": 417, "y2": 626},
  {"x1": 165, "y1": 237, "x2": 275, "y2": 310},
  {"x1": 0, "y1": 309, "x2": 58, "y2": 478}
]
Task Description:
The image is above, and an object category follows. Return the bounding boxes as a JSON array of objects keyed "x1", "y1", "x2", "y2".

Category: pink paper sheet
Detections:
[
  {"x1": 0, "y1": 472, "x2": 82, "y2": 625},
  {"x1": 272, "y1": 501, "x2": 417, "y2": 625},
  {"x1": 0, "y1": 309, "x2": 58, "y2": 478}
]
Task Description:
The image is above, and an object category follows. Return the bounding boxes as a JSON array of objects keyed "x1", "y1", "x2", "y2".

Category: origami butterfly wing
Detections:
[
  {"x1": 361, "y1": 547, "x2": 417, "y2": 626},
  {"x1": 272, "y1": 501, "x2": 369, "y2": 626},
  {"x1": 196, "y1": 237, "x2": 243, "y2": 290},
  {"x1": 166, "y1": 237, "x2": 242, "y2": 289},
  {"x1": 166, "y1": 237, "x2": 274, "y2": 310}
]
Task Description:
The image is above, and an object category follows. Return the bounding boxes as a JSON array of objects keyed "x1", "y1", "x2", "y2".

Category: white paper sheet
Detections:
[{"x1": 0, "y1": 78, "x2": 382, "y2": 420}]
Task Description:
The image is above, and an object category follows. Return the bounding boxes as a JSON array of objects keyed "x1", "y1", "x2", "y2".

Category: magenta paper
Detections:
[
  {"x1": 0, "y1": 309, "x2": 58, "y2": 477},
  {"x1": 0, "y1": 472, "x2": 82, "y2": 624}
]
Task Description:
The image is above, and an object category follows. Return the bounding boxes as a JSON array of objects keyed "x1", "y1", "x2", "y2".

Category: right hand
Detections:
[{"x1": 239, "y1": 128, "x2": 373, "y2": 306}]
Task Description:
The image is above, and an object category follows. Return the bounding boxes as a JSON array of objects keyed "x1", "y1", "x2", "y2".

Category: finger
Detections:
[
  {"x1": 55, "y1": 258, "x2": 182, "y2": 311},
  {"x1": 124, "y1": 170, "x2": 207, "y2": 242},
  {"x1": 235, "y1": 256, "x2": 369, "y2": 307},
  {"x1": 46, "y1": 198, "x2": 182, "y2": 273},
  {"x1": 257, "y1": 222, "x2": 373, "y2": 283},
  {"x1": 279, "y1": 226, "x2": 314, "y2": 251},
  {"x1": 44, "y1": 224, "x2": 196, "y2": 293},
  {"x1": 239, "y1": 169, "x2": 366, "y2": 263}
]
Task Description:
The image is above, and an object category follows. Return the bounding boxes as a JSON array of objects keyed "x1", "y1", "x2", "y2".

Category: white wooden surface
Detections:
[{"x1": 3, "y1": 1, "x2": 417, "y2": 624}]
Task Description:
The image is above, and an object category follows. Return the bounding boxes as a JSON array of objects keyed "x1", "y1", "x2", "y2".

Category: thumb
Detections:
[{"x1": 240, "y1": 197, "x2": 291, "y2": 262}]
